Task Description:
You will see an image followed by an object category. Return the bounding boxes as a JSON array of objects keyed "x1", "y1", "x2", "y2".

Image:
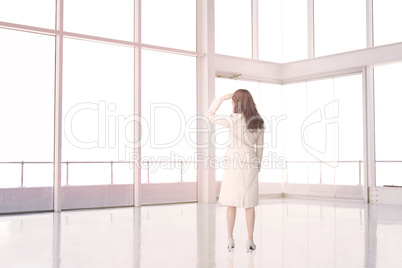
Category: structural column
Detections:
[
  {"x1": 363, "y1": 66, "x2": 376, "y2": 203},
  {"x1": 53, "y1": 0, "x2": 64, "y2": 212},
  {"x1": 197, "y1": 0, "x2": 216, "y2": 203},
  {"x1": 133, "y1": 0, "x2": 142, "y2": 207}
]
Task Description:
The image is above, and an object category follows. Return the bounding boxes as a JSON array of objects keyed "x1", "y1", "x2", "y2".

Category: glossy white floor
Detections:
[{"x1": 1, "y1": 197, "x2": 402, "y2": 268}]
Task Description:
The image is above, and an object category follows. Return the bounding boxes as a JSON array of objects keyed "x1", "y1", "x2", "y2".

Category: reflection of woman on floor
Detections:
[{"x1": 206, "y1": 89, "x2": 264, "y2": 252}]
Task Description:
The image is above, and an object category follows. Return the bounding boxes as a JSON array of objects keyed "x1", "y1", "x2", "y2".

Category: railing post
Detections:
[
  {"x1": 20, "y1": 161, "x2": 24, "y2": 187},
  {"x1": 66, "y1": 161, "x2": 69, "y2": 186},
  {"x1": 180, "y1": 161, "x2": 183, "y2": 182},
  {"x1": 147, "y1": 161, "x2": 150, "y2": 183},
  {"x1": 320, "y1": 161, "x2": 322, "y2": 184},
  {"x1": 111, "y1": 161, "x2": 114, "y2": 184},
  {"x1": 285, "y1": 160, "x2": 288, "y2": 183}
]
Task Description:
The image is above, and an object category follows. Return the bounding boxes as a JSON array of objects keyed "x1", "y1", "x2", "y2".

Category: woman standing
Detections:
[{"x1": 206, "y1": 89, "x2": 264, "y2": 252}]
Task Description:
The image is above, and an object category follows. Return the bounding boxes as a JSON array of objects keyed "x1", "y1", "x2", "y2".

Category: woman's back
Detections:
[
  {"x1": 225, "y1": 113, "x2": 264, "y2": 165},
  {"x1": 206, "y1": 100, "x2": 264, "y2": 170}
]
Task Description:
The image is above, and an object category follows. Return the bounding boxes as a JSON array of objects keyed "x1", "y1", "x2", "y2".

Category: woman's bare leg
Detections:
[
  {"x1": 245, "y1": 207, "x2": 255, "y2": 241},
  {"x1": 227, "y1": 206, "x2": 237, "y2": 238}
]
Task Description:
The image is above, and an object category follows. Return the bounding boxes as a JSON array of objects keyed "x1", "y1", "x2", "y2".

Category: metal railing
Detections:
[
  {"x1": 1, "y1": 159, "x2": 388, "y2": 187},
  {"x1": 0, "y1": 160, "x2": 198, "y2": 187},
  {"x1": 0, "y1": 161, "x2": 53, "y2": 187},
  {"x1": 280, "y1": 160, "x2": 363, "y2": 185}
]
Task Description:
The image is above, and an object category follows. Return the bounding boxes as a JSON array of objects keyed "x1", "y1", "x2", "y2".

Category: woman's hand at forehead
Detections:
[{"x1": 220, "y1": 93, "x2": 233, "y2": 101}]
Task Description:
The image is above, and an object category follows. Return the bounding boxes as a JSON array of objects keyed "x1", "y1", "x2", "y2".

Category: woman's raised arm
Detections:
[{"x1": 205, "y1": 93, "x2": 233, "y2": 127}]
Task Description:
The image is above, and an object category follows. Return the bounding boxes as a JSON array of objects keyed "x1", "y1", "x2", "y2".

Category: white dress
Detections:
[{"x1": 206, "y1": 99, "x2": 264, "y2": 208}]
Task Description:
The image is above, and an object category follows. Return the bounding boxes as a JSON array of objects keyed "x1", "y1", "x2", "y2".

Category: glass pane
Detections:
[
  {"x1": 0, "y1": 29, "x2": 54, "y2": 191},
  {"x1": 215, "y1": 0, "x2": 252, "y2": 58},
  {"x1": 282, "y1": 0, "x2": 307, "y2": 62},
  {"x1": 287, "y1": 162, "x2": 308, "y2": 183},
  {"x1": 374, "y1": 0, "x2": 402, "y2": 46},
  {"x1": 63, "y1": 163, "x2": 111, "y2": 186},
  {"x1": 0, "y1": 29, "x2": 54, "y2": 212},
  {"x1": 303, "y1": 75, "x2": 363, "y2": 186},
  {"x1": 259, "y1": 83, "x2": 284, "y2": 182},
  {"x1": 63, "y1": 38, "x2": 134, "y2": 189},
  {"x1": 283, "y1": 82, "x2": 308, "y2": 183},
  {"x1": 141, "y1": 49, "x2": 196, "y2": 183},
  {"x1": 23, "y1": 163, "x2": 53, "y2": 187},
  {"x1": 283, "y1": 82, "x2": 308, "y2": 163},
  {"x1": 0, "y1": 0, "x2": 55, "y2": 29},
  {"x1": 376, "y1": 162, "x2": 402, "y2": 187},
  {"x1": 142, "y1": 0, "x2": 196, "y2": 51},
  {"x1": 260, "y1": 168, "x2": 283, "y2": 183},
  {"x1": 64, "y1": 0, "x2": 134, "y2": 41},
  {"x1": 258, "y1": 0, "x2": 282, "y2": 62},
  {"x1": 333, "y1": 75, "x2": 364, "y2": 185},
  {"x1": 375, "y1": 62, "x2": 402, "y2": 186},
  {"x1": 321, "y1": 163, "x2": 335, "y2": 185},
  {"x1": 308, "y1": 162, "x2": 320, "y2": 184},
  {"x1": 314, "y1": 0, "x2": 366, "y2": 57},
  {"x1": 0, "y1": 29, "x2": 55, "y2": 163},
  {"x1": 306, "y1": 79, "x2": 334, "y2": 163},
  {"x1": 112, "y1": 163, "x2": 133, "y2": 184},
  {"x1": 0, "y1": 164, "x2": 21, "y2": 188},
  {"x1": 335, "y1": 162, "x2": 360, "y2": 185},
  {"x1": 334, "y1": 75, "x2": 364, "y2": 162}
]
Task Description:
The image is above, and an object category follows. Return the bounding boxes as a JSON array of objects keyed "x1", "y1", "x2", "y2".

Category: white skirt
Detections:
[{"x1": 218, "y1": 160, "x2": 259, "y2": 208}]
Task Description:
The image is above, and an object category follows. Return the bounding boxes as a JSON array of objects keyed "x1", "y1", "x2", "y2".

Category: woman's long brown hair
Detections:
[{"x1": 232, "y1": 89, "x2": 264, "y2": 131}]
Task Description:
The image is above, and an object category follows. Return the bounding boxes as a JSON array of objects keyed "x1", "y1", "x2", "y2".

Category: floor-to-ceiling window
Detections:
[
  {"x1": 374, "y1": 62, "x2": 402, "y2": 187},
  {"x1": 62, "y1": 39, "x2": 134, "y2": 209},
  {"x1": 141, "y1": 50, "x2": 197, "y2": 204},
  {"x1": 0, "y1": 0, "x2": 198, "y2": 212},
  {"x1": 283, "y1": 74, "x2": 364, "y2": 197},
  {"x1": 0, "y1": 28, "x2": 55, "y2": 213},
  {"x1": 215, "y1": 73, "x2": 364, "y2": 199},
  {"x1": 140, "y1": 0, "x2": 197, "y2": 204}
]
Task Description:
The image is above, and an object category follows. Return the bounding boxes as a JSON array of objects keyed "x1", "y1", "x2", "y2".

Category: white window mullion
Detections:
[
  {"x1": 252, "y1": 0, "x2": 259, "y2": 60},
  {"x1": 307, "y1": 0, "x2": 315, "y2": 58},
  {"x1": 366, "y1": 0, "x2": 373, "y2": 48}
]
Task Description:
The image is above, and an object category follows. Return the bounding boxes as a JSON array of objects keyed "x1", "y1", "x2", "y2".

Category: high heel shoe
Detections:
[
  {"x1": 246, "y1": 239, "x2": 256, "y2": 253},
  {"x1": 227, "y1": 237, "x2": 235, "y2": 252}
]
